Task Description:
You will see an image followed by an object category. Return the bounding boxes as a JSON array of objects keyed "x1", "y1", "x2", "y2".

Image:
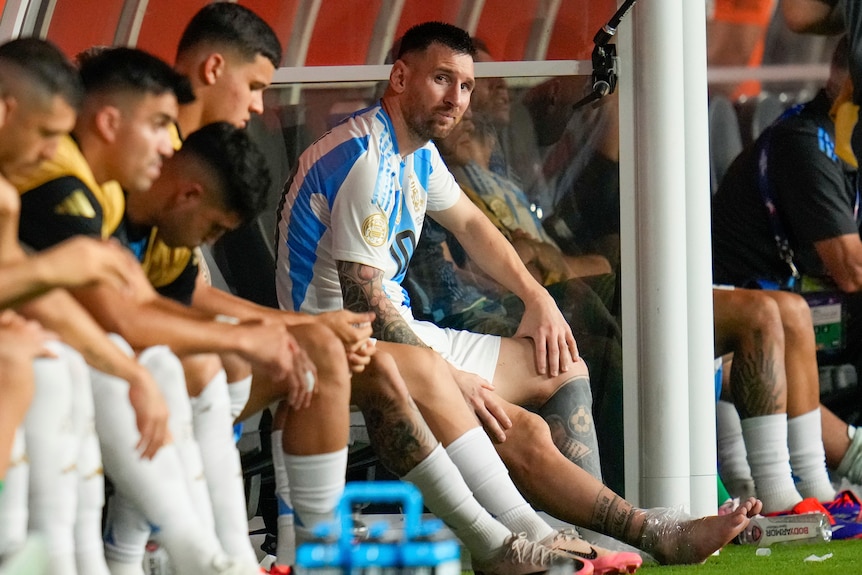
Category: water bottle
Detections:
[
  {"x1": 143, "y1": 540, "x2": 174, "y2": 575},
  {"x1": 737, "y1": 513, "x2": 832, "y2": 547}
]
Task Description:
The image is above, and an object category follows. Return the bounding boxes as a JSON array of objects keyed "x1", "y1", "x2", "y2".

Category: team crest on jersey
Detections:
[
  {"x1": 409, "y1": 174, "x2": 424, "y2": 213},
  {"x1": 54, "y1": 189, "x2": 96, "y2": 218},
  {"x1": 362, "y1": 213, "x2": 388, "y2": 247}
]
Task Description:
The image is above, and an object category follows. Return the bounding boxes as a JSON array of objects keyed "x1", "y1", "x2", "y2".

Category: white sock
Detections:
[
  {"x1": 26, "y1": 344, "x2": 78, "y2": 573},
  {"x1": 192, "y1": 370, "x2": 257, "y2": 568},
  {"x1": 103, "y1": 494, "x2": 150, "y2": 574},
  {"x1": 271, "y1": 430, "x2": 295, "y2": 567},
  {"x1": 283, "y1": 447, "x2": 347, "y2": 546},
  {"x1": 741, "y1": 413, "x2": 802, "y2": 513},
  {"x1": 228, "y1": 375, "x2": 252, "y2": 421},
  {"x1": 0, "y1": 429, "x2": 28, "y2": 556},
  {"x1": 837, "y1": 425, "x2": 862, "y2": 484},
  {"x1": 93, "y1": 338, "x2": 229, "y2": 575},
  {"x1": 64, "y1": 348, "x2": 109, "y2": 575},
  {"x1": 716, "y1": 399, "x2": 755, "y2": 499},
  {"x1": 445, "y1": 427, "x2": 553, "y2": 542},
  {"x1": 788, "y1": 409, "x2": 835, "y2": 502},
  {"x1": 403, "y1": 444, "x2": 509, "y2": 561}
]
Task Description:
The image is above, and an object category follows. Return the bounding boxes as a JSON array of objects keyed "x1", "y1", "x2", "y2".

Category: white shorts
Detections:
[{"x1": 408, "y1": 317, "x2": 501, "y2": 384}]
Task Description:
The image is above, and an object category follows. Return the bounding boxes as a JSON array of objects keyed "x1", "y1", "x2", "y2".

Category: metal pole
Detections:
[
  {"x1": 682, "y1": 0, "x2": 718, "y2": 519},
  {"x1": 629, "y1": 0, "x2": 692, "y2": 509}
]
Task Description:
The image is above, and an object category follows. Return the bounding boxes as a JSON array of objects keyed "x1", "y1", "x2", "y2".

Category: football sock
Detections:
[
  {"x1": 65, "y1": 349, "x2": 110, "y2": 575},
  {"x1": 403, "y1": 443, "x2": 510, "y2": 561},
  {"x1": 227, "y1": 375, "x2": 252, "y2": 421},
  {"x1": 192, "y1": 369, "x2": 257, "y2": 567},
  {"x1": 271, "y1": 430, "x2": 296, "y2": 567},
  {"x1": 788, "y1": 408, "x2": 835, "y2": 502},
  {"x1": 716, "y1": 399, "x2": 755, "y2": 499},
  {"x1": 741, "y1": 413, "x2": 802, "y2": 513},
  {"x1": 283, "y1": 447, "x2": 347, "y2": 547},
  {"x1": 0, "y1": 429, "x2": 28, "y2": 556},
  {"x1": 446, "y1": 427, "x2": 554, "y2": 542},
  {"x1": 25, "y1": 346, "x2": 78, "y2": 572},
  {"x1": 103, "y1": 494, "x2": 150, "y2": 574}
]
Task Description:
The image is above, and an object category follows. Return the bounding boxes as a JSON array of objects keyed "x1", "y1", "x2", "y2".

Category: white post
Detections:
[
  {"x1": 628, "y1": 0, "x2": 692, "y2": 509},
  {"x1": 682, "y1": 0, "x2": 718, "y2": 518}
]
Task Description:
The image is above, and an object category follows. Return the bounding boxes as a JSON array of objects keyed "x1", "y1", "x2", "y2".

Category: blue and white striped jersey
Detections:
[{"x1": 276, "y1": 103, "x2": 461, "y2": 315}]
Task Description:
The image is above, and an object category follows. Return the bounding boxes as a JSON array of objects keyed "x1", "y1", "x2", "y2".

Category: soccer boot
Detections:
[
  {"x1": 472, "y1": 532, "x2": 593, "y2": 575},
  {"x1": 822, "y1": 490, "x2": 862, "y2": 540},
  {"x1": 539, "y1": 530, "x2": 642, "y2": 574}
]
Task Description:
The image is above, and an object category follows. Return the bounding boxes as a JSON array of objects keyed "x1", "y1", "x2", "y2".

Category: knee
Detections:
[
  {"x1": 774, "y1": 292, "x2": 814, "y2": 338},
  {"x1": 296, "y1": 323, "x2": 351, "y2": 382},
  {"x1": 501, "y1": 408, "x2": 555, "y2": 478},
  {"x1": 353, "y1": 351, "x2": 411, "y2": 408},
  {"x1": 181, "y1": 353, "x2": 223, "y2": 397}
]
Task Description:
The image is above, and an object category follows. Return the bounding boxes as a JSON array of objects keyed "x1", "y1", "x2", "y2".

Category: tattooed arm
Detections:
[{"x1": 337, "y1": 259, "x2": 429, "y2": 347}]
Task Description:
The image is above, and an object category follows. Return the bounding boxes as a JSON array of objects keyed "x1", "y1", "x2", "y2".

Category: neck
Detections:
[
  {"x1": 73, "y1": 130, "x2": 112, "y2": 185},
  {"x1": 177, "y1": 101, "x2": 204, "y2": 140},
  {"x1": 381, "y1": 95, "x2": 426, "y2": 157}
]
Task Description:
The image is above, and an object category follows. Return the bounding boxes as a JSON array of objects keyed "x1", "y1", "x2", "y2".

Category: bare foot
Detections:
[{"x1": 645, "y1": 497, "x2": 762, "y2": 564}]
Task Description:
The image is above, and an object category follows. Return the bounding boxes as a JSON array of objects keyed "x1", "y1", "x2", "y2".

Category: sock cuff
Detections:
[
  {"x1": 403, "y1": 443, "x2": 445, "y2": 484},
  {"x1": 740, "y1": 412, "x2": 787, "y2": 433},
  {"x1": 445, "y1": 426, "x2": 486, "y2": 458}
]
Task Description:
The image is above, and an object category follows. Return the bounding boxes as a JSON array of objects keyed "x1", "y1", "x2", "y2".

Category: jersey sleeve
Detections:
[
  {"x1": 770, "y1": 125, "x2": 859, "y2": 245},
  {"x1": 18, "y1": 176, "x2": 104, "y2": 251},
  {"x1": 425, "y1": 145, "x2": 462, "y2": 212}
]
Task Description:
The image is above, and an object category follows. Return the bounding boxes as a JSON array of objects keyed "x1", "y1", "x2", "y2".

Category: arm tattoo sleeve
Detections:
[{"x1": 337, "y1": 260, "x2": 429, "y2": 348}]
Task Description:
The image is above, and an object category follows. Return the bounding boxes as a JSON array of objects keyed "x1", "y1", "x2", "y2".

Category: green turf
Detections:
[{"x1": 638, "y1": 539, "x2": 862, "y2": 574}]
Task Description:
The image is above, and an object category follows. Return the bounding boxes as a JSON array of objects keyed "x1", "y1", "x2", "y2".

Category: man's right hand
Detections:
[
  {"x1": 237, "y1": 322, "x2": 317, "y2": 410},
  {"x1": 448, "y1": 364, "x2": 512, "y2": 442},
  {"x1": 125, "y1": 364, "x2": 170, "y2": 460}
]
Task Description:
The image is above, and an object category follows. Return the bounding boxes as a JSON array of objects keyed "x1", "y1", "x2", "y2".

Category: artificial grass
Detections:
[{"x1": 639, "y1": 539, "x2": 862, "y2": 574}]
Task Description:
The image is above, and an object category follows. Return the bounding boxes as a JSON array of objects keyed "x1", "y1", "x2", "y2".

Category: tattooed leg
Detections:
[
  {"x1": 538, "y1": 375, "x2": 603, "y2": 481},
  {"x1": 352, "y1": 353, "x2": 437, "y2": 476}
]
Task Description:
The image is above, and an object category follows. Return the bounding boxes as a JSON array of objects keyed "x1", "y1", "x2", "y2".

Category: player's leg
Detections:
[
  {"x1": 25, "y1": 343, "x2": 78, "y2": 573},
  {"x1": 496, "y1": 402, "x2": 761, "y2": 564},
  {"x1": 713, "y1": 289, "x2": 801, "y2": 513},
  {"x1": 64, "y1": 347, "x2": 110, "y2": 575},
  {"x1": 764, "y1": 289, "x2": 834, "y2": 501},
  {"x1": 96, "y1": 339, "x2": 250, "y2": 575},
  {"x1": 183, "y1": 353, "x2": 257, "y2": 569}
]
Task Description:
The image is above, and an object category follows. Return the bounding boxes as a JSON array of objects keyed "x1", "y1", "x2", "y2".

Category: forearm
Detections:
[
  {"x1": 191, "y1": 282, "x2": 308, "y2": 326},
  {"x1": 18, "y1": 289, "x2": 148, "y2": 386},
  {"x1": 0, "y1": 257, "x2": 61, "y2": 308},
  {"x1": 71, "y1": 284, "x2": 255, "y2": 358},
  {"x1": 337, "y1": 260, "x2": 428, "y2": 347}
]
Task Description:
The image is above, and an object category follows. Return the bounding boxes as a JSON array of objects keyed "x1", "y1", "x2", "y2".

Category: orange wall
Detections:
[
  {"x1": 46, "y1": 0, "x2": 124, "y2": 59},
  {"x1": 135, "y1": 0, "x2": 209, "y2": 63},
  {"x1": 305, "y1": 0, "x2": 382, "y2": 65}
]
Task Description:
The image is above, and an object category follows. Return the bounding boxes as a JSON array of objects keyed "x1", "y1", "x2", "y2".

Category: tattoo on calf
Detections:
[
  {"x1": 730, "y1": 330, "x2": 783, "y2": 419},
  {"x1": 361, "y1": 393, "x2": 436, "y2": 476}
]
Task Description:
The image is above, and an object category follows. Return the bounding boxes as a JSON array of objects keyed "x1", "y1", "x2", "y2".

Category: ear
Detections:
[
  {"x1": 389, "y1": 60, "x2": 408, "y2": 94},
  {"x1": 201, "y1": 53, "x2": 226, "y2": 86},
  {"x1": 174, "y1": 180, "x2": 205, "y2": 208},
  {"x1": 94, "y1": 106, "x2": 122, "y2": 143}
]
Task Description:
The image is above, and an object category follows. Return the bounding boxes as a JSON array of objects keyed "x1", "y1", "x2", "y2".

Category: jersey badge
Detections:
[
  {"x1": 54, "y1": 189, "x2": 96, "y2": 219},
  {"x1": 362, "y1": 213, "x2": 388, "y2": 247},
  {"x1": 409, "y1": 174, "x2": 424, "y2": 213}
]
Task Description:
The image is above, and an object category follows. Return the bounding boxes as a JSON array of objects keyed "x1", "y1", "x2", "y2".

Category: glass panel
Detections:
[{"x1": 254, "y1": 76, "x2": 624, "y2": 492}]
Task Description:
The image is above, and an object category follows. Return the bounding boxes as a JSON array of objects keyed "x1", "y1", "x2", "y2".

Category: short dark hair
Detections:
[
  {"x1": 79, "y1": 47, "x2": 194, "y2": 105},
  {"x1": 181, "y1": 122, "x2": 270, "y2": 223},
  {"x1": 396, "y1": 22, "x2": 475, "y2": 60},
  {"x1": 177, "y1": 3, "x2": 282, "y2": 68},
  {"x1": 0, "y1": 38, "x2": 83, "y2": 110}
]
